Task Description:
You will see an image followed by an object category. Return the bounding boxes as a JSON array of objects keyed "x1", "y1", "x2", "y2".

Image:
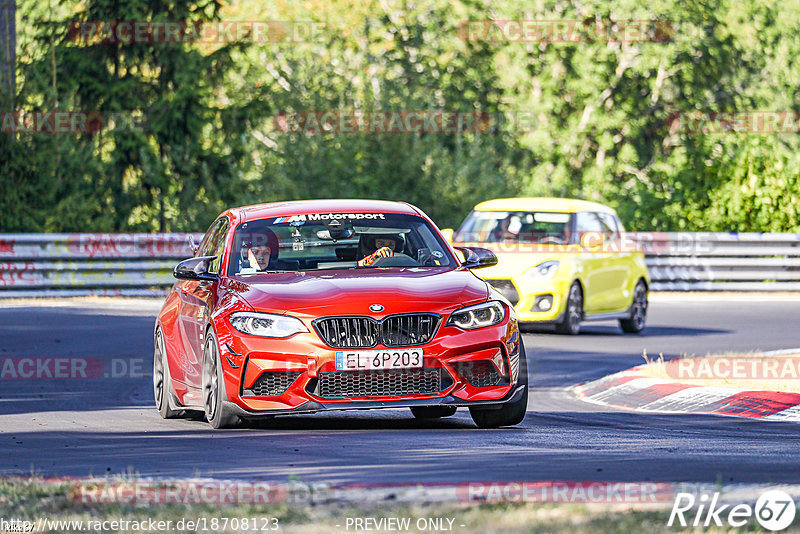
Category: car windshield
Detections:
[
  {"x1": 227, "y1": 212, "x2": 455, "y2": 275},
  {"x1": 454, "y1": 210, "x2": 574, "y2": 245}
]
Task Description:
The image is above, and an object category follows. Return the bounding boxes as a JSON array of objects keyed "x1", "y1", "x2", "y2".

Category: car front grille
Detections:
[
  {"x1": 314, "y1": 368, "x2": 448, "y2": 399},
  {"x1": 314, "y1": 314, "x2": 440, "y2": 349},
  {"x1": 242, "y1": 371, "x2": 302, "y2": 397},
  {"x1": 381, "y1": 314, "x2": 440, "y2": 346},
  {"x1": 454, "y1": 360, "x2": 509, "y2": 387},
  {"x1": 313, "y1": 317, "x2": 379, "y2": 348},
  {"x1": 486, "y1": 279, "x2": 520, "y2": 306}
]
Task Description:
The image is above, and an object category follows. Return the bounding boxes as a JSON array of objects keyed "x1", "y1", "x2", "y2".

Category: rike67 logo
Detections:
[{"x1": 669, "y1": 490, "x2": 796, "y2": 531}]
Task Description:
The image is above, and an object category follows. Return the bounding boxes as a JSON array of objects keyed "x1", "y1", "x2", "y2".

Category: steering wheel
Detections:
[
  {"x1": 369, "y1": 253, "x2": 419, "y2": 267},
  {"x1": 540, "y1": 236, "x2": 563, "y2": 245}
]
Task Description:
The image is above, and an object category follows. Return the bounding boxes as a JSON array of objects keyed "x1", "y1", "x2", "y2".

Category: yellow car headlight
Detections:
[{"x1": 524, "y1": 260, "x2": 560, "y2": 280}]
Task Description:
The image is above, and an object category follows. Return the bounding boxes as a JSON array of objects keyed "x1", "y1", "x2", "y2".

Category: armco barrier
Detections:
[
  {"x1": 0, "y1": 233, "x2": 202, "y2": 298},
  {"x1": 0, "y1": 232, "x2": 798, "y2": 297},
  {"x1": 634, "y1": 232, "x2": 800, "y2": 291}
]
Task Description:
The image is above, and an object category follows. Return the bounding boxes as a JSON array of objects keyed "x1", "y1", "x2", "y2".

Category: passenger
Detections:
[{"x1": 241, "y1": 229, "x2": 280, "y2": 271}]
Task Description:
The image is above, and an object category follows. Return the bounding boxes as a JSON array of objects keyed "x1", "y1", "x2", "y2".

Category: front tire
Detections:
[
  {"x1": 411, "y1": 406, "x2": 457, "y2": 419},
  {"x1": 202, "y1": 331, "x2": 240, "y2": 429},
  {"x1": 620, "y1": 280, "x2": 648, "y2": 334},
  {"x1": 154, "y1": 329, "x2": 181, "y2": 419},
  {"x1": 555, "y1": 282, "x2": 583, "y2": 335},
  {"x1": 469, "y1": 338, "x2": 529, "y2": 428}
]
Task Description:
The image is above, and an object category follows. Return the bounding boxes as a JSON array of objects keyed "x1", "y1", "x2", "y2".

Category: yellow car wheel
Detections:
[
  {"x1": 555, "y1": 282, "x2": 583, "y2": 335},
  {"x1": 620, "y1": 280, "x2": 648, "y2": 334}
]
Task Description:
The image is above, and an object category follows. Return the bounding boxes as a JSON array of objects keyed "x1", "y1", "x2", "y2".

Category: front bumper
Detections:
[
  {"x1": 215, "y1": 314, "x2": 521, "y2": 415},
  {"x1": 223, "y1": 383, "x2": 528, "y2": 418}
]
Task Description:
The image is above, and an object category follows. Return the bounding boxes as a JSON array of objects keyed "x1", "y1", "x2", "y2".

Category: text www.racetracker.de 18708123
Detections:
[{"x1": 0, "y1": 516, "x2": 280, "y2": 533}]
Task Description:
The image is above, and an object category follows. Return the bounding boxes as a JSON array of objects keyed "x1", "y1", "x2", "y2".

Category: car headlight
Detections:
[
  {"x1": 228, "y1": 312, "x2": 309, "y2": 338},
  {"x1": 525, "y1": 260, "x2": 560, "y2": 279},
  {"x1": 446, "y1": 301, "x2": 506, "y2": 330}
]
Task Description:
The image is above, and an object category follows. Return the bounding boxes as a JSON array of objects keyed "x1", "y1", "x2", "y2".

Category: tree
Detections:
[
  {"x1": 0, "y1": 0, "x2": 15, "y2": 104},
  {"x1": 2, "y1": 0, "x2": 799, "y2": 233},
  {"x1": 2, "y1": 0, "x2": 257, "y2": 232}
]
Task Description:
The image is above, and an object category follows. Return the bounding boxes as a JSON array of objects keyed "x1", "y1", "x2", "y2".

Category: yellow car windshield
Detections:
[{"x1": 454, "y1": 210, "x2": 573, "y2": 244}]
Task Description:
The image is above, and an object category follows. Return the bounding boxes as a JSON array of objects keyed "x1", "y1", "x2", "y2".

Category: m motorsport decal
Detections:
[{"x1": 273, "y1": 213, "x2": 387, "y2": 224}]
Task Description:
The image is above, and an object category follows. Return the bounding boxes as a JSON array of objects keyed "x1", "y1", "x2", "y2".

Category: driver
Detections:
[
  {"x1": 240, "y1": 229, "x2": 279, "y2": 271},
  {"x1": 491, "y1": 215, "x2": 520, "y2": 243},
  {"x1": 358, "y1": 234, "x2": 402, "y2": 266}
]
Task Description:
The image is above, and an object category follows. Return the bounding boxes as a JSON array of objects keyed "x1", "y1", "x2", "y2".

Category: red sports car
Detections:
[{"x1": 154, "y1": 199, "x2": 528, "y2": 428}]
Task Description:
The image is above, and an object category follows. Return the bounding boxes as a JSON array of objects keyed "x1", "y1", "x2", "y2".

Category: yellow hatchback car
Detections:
[{"x1": 446, "y1": 198, "x2": 650, "y2": 335}]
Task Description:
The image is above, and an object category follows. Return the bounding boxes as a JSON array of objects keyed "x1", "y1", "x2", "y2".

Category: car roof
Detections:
[
  {"x1": 473, "y1": 197, "x2": 617, "y2": 214},
  {"x1": 225, "y1": 199, "x2": 422, "y2": 223}
]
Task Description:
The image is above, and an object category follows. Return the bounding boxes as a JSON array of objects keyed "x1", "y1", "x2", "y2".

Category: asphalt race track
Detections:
[{"x1": 1, "y1": 295, "x2": 799, "y2": 485}]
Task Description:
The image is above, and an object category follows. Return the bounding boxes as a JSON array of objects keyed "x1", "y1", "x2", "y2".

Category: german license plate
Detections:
[{"x1": 335, "y1": 349, "x2": 424, "y2": 371}]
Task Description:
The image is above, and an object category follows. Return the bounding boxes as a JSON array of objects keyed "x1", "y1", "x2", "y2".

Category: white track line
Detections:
[{"x1": 641, "y1": 386, "x2": 740, "y2": 412}]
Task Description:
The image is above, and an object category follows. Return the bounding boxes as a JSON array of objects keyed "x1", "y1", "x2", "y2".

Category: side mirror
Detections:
[
  {"x1": 440, "y1": 228, "x2": 454, "y2": 243},
  {"x1": 454, "y1": 246, "x2": 498, "y2": 269},
  {"x1": 187, "y1": 235, "x2": 200, "y2": 255},
  {"x1": 174, "y1": 255, "x2": 219, "y2": 281}
]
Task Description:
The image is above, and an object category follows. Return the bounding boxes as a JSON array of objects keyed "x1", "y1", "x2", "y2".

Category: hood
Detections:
[{"x1": 225, "y1": 267, "x2": 489, "y2": 317}]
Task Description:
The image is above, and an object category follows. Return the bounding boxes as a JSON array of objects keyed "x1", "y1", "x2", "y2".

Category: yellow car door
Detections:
[
  {"x1": 597, "y1": 212, "x2": 632, "y2": 311},
  {"x1": 574, "y1": 211, "x2": 612, "y2": 313}
]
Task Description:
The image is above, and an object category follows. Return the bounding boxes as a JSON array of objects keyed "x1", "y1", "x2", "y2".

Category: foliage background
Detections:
[{"x1": 1, "y1": 0, "x2": 799, "y2": 233}]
